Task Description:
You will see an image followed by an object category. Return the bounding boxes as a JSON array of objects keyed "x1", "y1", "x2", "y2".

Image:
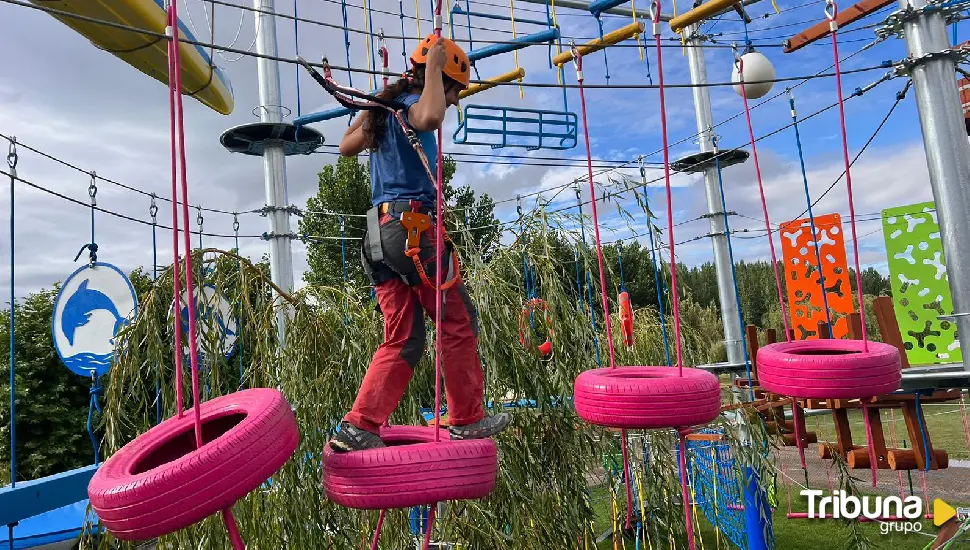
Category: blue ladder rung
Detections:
[
  {"x1": 465, "y1": 113, "x2": 576, "y2": 127},
  {"x1": 588, "y1": 0, "x2": 630, "y2": 17},
  {"x1": 467, "y1": 28, "x2": 559, "y2": 63}
]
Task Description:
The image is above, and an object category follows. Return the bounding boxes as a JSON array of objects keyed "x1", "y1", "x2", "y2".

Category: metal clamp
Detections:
[
  {"x1": 196, "y1": 205, "x2": 204, "y2": 229},
  {"x1": 892, "y1": 46, "x2": 970, "y2": 76},
  {"x1": 650, "y1": 0, "x2": 662, "y2": 36},
  {"x1": 88, "y1": 171, "x2": 98, "y2": 206},
  {"x1": 569, "y1": 41, "x2": 583, "y2": 81},
  {"x1": 232, "y1": 212, "x2": 240, "y2": 234},
  {"x1": 875, "y1": 0, "x2": 969, "y2": 39},
  {"x1": 261, "y1": 231, "x2": 299, "y2": 241},
  {"x1": 825, "y1": 0, "x2": 838, "y2": 31},
  {"x1": 149, "y1": 194, "x2": 158, "y2": 222},
  {"x1": 6, "y1": 137, "x2": 17, "y2": 177}
]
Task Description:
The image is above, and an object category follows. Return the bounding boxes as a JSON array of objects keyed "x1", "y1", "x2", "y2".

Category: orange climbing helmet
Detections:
[{"x1": 410, "y1": 35, "x2": 471, "y2": 88}]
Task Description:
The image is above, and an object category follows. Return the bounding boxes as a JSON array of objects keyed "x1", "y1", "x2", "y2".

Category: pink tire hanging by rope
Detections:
[
  {"x1": 757, "y1": 339, "x2": 902, "y2": 399},
  {"x1": 323, "y1": 425, "x2": 498, "y2": 510},
  {"x1": 574, "y1": 367, "x2": 721, "y2": 429},
  {"x1": 88, "y1": 388, "x2": 299, "y2": 541}
]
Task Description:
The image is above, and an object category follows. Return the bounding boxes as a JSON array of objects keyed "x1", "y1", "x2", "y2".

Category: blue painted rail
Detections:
[
  {"x1": 453, "y1": 104, "x2": 578, "y2": 150},
  {"x1": 0, "y1": 465, "x2": 98, "y2": 527}
]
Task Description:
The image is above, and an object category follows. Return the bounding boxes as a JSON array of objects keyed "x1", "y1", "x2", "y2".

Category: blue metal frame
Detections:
[
  {"x1": 588, "y1": 0, "x2": 631, "y2": 17},
  {"x1": 0, "y1": 465, "x2": 98, "y2": 527},
  {"x1": 453, "y1": 104, "x2": 578, "y2": 150},
  {"x1": 467, "y1": 28, "x2": 560, "y2": 63}
]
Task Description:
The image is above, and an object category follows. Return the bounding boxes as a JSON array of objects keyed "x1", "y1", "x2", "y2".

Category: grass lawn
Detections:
[
  {"x1": 590, "y1": 484, "x2": 962, "y2": 549},
  {"x1": 806, "y1": 404, "x2": 970, "y2": 460}
]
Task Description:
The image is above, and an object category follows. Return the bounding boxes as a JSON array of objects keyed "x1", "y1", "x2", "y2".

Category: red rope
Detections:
[
  {"x1": 572, "y1": 41, "x2": 637, "y2": 537},
  {"x1": 432, "y1": 1, "x2": 444, "y2": 444},
  {"x1": 736, "y1": 55, "x2": 791, "y2": 341},
  {"x1": 653, "y1": 2, "x2": 684, "y2": 374},
  {"x1": 167, "y1": 3, "x2": 242, "y2": 547},
  {"x1": 678, "y1": 430, "x2": 696, "y2": 550},
  {"x1": 370, "y1": 509, "x2": 386, "y2": 550},
  {"x1": 826, "y1": 0, "x2": 869, "y2": 348},
  {"x1": 166, "y1": 5, "x2": 185, "y2": 420}
]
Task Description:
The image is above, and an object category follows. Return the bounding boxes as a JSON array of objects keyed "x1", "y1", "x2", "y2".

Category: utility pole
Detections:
[
  {"x1": 897, "y1": 0, "x2": 970, "y2": 373},
  {"x1": 684, "y1": 23, "x2": 745, "y2": 367},
  {"x1": 253, "y1": 0, "x2": 295, "y2": 340}
]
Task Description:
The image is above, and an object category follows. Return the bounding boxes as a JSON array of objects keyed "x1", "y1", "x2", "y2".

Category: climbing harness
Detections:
[{"x1": 297, "y1": 57, "x2": 462, "y2": 292}]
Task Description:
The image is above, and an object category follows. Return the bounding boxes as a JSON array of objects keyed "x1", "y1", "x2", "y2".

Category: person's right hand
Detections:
[{"x1": 425, "y1": 40, "x2": 447, "y2": 76}]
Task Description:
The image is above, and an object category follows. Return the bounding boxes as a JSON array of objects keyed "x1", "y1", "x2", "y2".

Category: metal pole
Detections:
[
  {"x1": 899, "y1": 0, "x2": 970, "y2": 372},
  {"x1": 253, "y1": 0, "x2": 295, "y2": 341},
  {"x1": 684, "y1": 23, "x2": 744, "y2": 366},
  {"x1": 514, "y1": 0, "x2": 762, "y2": 22}
]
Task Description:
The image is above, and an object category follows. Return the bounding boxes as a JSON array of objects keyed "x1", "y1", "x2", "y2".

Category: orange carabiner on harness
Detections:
[{"x1": 400, "y1": 210, "x2": 462, "y2": 291}]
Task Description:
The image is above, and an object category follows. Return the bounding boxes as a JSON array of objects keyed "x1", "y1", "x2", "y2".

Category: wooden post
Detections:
[
  {"x1": 873, "y1": 296, "x2": 910, "y2": 368},
  {"x1": 817, "y1": 320, "x2": 831, "y2": 340},
  {"x1": 833, "y1": 408, "x2": 855, "y2": 456},
  {"x1": 900, "y1": 401, "x2": 940, "y2": 470},
  {"x1": 766, "y1": 328, "x2": 777, "y2": 345},
  {"x1": 847, "y1": 312, "x2": 863, "y2": 341},
  {"x1": 746, "y1": 324, "x2": 760, "y2": 380}
]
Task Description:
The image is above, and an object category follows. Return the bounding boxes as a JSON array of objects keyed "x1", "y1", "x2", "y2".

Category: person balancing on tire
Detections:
[{"x1": 329, "y1": 36, "x2": 512, "y2": 452}]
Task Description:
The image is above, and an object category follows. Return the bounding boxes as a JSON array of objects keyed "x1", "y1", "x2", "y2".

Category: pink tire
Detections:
[
  {"x1": 323, "y1": 425, "x2": 497, "y2": 510},
  {"x1": 756, "y1": 339, "x2": 902, "y2": 399},
  {"x1": 574, "y1": 367, "x2": 722, "y2": 429},
  {"x1": 88, "y1": 388, "x2": 299, "y2": 541}
]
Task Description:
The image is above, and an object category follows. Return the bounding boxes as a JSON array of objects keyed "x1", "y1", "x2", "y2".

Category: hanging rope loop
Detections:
[
  {"x1": 73, "y1": 242, "x2": 99, "y2": 264},
  {"x1": 825, "y1": 0, "x2": 838, "y2": 30}
]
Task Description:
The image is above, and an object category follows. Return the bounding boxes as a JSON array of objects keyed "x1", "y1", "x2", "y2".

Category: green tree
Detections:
[
  {"x1": 300, "y1": 155, "x2": 498, "y2": 289},
  {"x1": 0, "y1": 288, "x2": 93, "y2": 483}
]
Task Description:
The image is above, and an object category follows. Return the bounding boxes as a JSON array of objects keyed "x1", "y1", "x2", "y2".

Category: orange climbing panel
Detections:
[{"x1": 779, "y1": 213, "x2": 853, "y2": 340}]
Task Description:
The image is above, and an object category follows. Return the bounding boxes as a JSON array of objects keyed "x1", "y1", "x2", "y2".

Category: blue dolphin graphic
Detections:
[{"x1": 61, "y1": 279, "x2": 127, "y2": 346}]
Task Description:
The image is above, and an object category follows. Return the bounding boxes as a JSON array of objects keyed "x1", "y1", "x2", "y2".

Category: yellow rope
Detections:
[
  {"x1": 551, "y1": 0, "x2": 564, "y2": 87},
  {"x1": 363, "y1": 0, "x2": 375, "y2": 90},
  {"x1": 415, "y1": 0, "x2": 422, "y2": 38},
  {"x1": 509, "y1": 0, "x2": 524, "y2": 98},
  {"x1": 770, "y1": 0, "x2": 781, "y2": 14},
  {"x1": 631, "y1": 0, "x2": 645, "y2": 61}
]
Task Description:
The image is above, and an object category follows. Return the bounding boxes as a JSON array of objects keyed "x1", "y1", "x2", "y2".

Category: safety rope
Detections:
[
  {"x1": 574, "y1": 185, "x2": 602, "y2": 367},
  {"x1": 73, "y1": 173, "x2": 99, "y2": 267},
  {"x1": 340, "y1": 216, "x2": 349, "y2": 325},
  {"x1": 87, "y1": 372, "x2": 102, "y2": 466},
  {"x1": 617, "y1": 241, "x2": 627, "y2": 292},
  {"x1": 787, "y1": 90, "x2": 833, "y2": 336},
  {"x1": 734, "y1": 45, "x2": 791, "y2": 341},
  {"x1": 509, "y1": 0, "x2": 525, "y2": 98},
  {"x1": 596, "y1": 17, "x2": 613, "y2": 84},
  {"x1": 825, "y1": 0, "x2": 869, "y2": 348},
  {"x1": 294, "y1": 0, "x2": 301, "y2": 117},
  {"x1": 639, "y1": 162, "x2": 672, "y2": 366},
  {"x1": 340, "y1": 0, "x2": 354, "y2": 89},
  {"x1": 363, "y1": 0, "x2": 376, "y2": 90},
  {"x1": 166, "y1": 3, "x2": 244, "y2": 546},
  {"x1": 233, "y1": 213, "x2": 243, "y2": 389},
  {"x1": 710, "y1": 139, "x2": 754, "y2": 400},
  {"x1": 7, "y1": 138, "x2": 16, "y2": 494},
  {"x1": 631, "y1": 0, "x2": 645, "y2": 61},
  {"x1": 571, "y1": 29, "x2": 640, "y2": 538},
  {"x1": 151, "y1": 196, "x2": 161, "y2": 425},
  {"x1": 399, "y1": 0, "x2": 408, "y2": 66}
]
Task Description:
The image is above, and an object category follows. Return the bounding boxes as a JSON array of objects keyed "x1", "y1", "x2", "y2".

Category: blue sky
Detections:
[{"x1": 0, "y1": 0, "x2": 950, "y2": 299}]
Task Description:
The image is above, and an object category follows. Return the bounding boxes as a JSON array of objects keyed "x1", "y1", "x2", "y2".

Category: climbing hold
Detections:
[
  {"x1": 88, "y1": 388, "x2": 299, "y2": 541},
  {"x1": 323, "y1": 425, "x2": 497, "y2": 509},
  {"x1": 618, "y1": 291, "x2": 634, "y2": 347},
  {"x1": 574, "y1": 367, "x2": 721, "y2": 429},
  {"x1": 757, "y1": 339, "x2": 902, "y2": 399},
  {"x1": 731, "y1": 51, "x2": 775, "y2": 99}
]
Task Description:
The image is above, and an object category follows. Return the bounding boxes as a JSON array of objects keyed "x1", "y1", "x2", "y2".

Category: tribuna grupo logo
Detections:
[{"x1": 801, "y1": 490, "x2": 926, "y2": 535}]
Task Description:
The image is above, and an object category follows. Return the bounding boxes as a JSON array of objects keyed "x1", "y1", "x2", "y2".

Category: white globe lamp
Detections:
[{"x1": 731, "y1": 50, "x2": 776, "y2": 99}]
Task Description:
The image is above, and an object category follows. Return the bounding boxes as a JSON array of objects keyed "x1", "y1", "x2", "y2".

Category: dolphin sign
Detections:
[
  {"x1": 52, "y1": 262, "x2": 138, "y2": 377},
  {"x1": 61, "y1": 279, "x2": 128, "y2": 346},
  {"x1": 173, "y1": 285, "x2": 238, "y2": 359}
]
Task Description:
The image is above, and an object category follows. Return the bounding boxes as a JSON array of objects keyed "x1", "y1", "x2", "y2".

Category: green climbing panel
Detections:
[{"x1": 881, "y1": 202, "x2": 961, "y2": 365}]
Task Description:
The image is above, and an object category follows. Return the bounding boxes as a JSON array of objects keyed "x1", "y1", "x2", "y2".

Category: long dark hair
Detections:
[{"x1": 362, "y1": 65, "x2": 426, "y2": 151}]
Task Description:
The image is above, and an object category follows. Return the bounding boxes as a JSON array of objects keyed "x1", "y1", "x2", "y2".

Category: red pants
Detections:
[{"x1": 345, "y1": 217, "x2": 485, "y2": 433}]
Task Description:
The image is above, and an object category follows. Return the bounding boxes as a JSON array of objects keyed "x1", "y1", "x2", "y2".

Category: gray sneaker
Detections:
[
  {"x1": 329, "y1": 422, "x2": 386, "y2": 452},
  {"x1": 448, "y1": 412, "x2": 512, "y2": 440}
]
